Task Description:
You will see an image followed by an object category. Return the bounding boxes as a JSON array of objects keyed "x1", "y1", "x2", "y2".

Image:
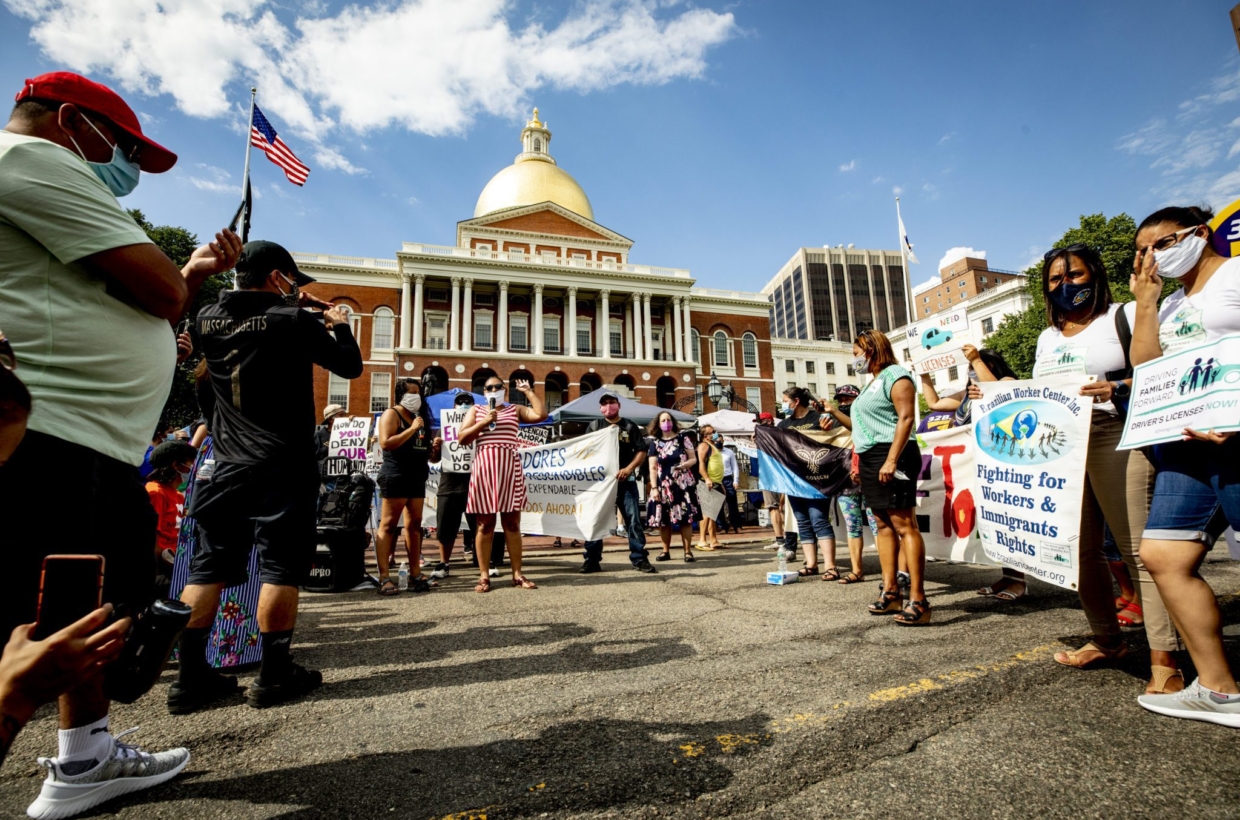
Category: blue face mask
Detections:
[
  {"x1": 1049, "y1": 281, "x2": 1092, "y2": 314},
  {"x1": 68, "y1": 115, "x2": 141, "y2": 198}
]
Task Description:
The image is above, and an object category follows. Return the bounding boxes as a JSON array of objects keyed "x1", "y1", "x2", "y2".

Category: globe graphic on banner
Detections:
[{"x1": 1014, "y1": 410, "x2": 1038, "y2": 440}]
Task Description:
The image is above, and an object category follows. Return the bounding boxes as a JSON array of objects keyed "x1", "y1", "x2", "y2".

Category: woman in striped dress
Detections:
[{"x1": 459, "y1": 376, "x2": 547, "y2": 592}]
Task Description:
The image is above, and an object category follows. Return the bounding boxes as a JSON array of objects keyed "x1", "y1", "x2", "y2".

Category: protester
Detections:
[
  {"x1": 174, "y1": 240, "x2": 361, "y2": 715},
  {"x1": 1029, "y1": 245, "x2": 1182, "y2": 694},
  {"x1": 716, "y1": 435, "x2": 743, "y2": 535},
  {"x1": 1127, "y1": 206, "x2": 1240, "y2": 726},
  {"x1": 430, "y1": 392, "x2": 478, "y2": 580},
  {"x1": 755, "y1": 412, "x2": 790, "y2": 551},
  {"x1": 146, "y1": 441, "x2": 197, "y2": 580},
  {"x1": 646, "y1": 410, "x2": 699, "y2": 562},
  {"x1": 458, "y1": 376, "x2": 547, "y2": 592},
  {"x1": 840, "y1": 330, "x2": 928, "y2": 624},
  {"x1": 696, "y1": 424, "x2": 726, "y2": 550},
  {"x1": 919, "y1": 346, "x2": 1028, "y2": 601},
  {"x1": 375, "y1": 378, "x2": 436, "y2": 595},
  {"x1": 819, "y1": 385, "x2": 871, "y2": 584},
  {"x1": 314, "y1": 403, "x2": 345, "y2": 478},
  {"x1": 778, "y1": 387, "x2": 838, "y2": 577},
  {"x1": 0, "y1": 71, "x2": 244, "y2": 816},
  {"x1": 0, "y1": 333, "x2": 31, "y2": 467},
  {"x1": 580, "y1": 392, "x2": 653, "y2": 574}
]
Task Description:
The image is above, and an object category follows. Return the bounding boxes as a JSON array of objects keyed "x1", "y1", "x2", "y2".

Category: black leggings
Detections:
[{"x1": 437, "y1": 493, "x2": 476, "y2": 554}]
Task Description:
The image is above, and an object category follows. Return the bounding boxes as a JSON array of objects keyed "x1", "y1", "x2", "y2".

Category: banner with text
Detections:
[
  {"x1": 907, "y1": 309, "x2": 970, "y2": 373},
  {"x1": 438, "y1": 407, "x2": 474, "y2": 474},
  {"x1": 914, "y1": 425, "x2": 994, "y2": 565},
  {"x1": 972, "y1": 376, "x2": 1092, "y2": 590},
  {"x1": 1120, "y1": 333, "x2": 1240, "y2": 449},
  {"x1": 325, "y1": 416, "x2": 370, "y2": 477}
]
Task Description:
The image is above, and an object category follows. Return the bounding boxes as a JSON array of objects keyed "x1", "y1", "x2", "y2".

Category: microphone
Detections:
[{"x1": 488, "y1": 396, "x2": 497, "y2": 431}]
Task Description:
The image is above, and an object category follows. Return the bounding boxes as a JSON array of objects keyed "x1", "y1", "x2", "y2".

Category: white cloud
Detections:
[
  {"x1": 937, "y1": 131, "x2": 956, "y2": 146},
  {"x1": 5, "y1": 0, "x2": 737, "y2": 168},
  {"x1": 838, "y1": 159, "x2": 856, "y2": 172},
  {"x1": 892, "y1": 185, "x2": 904, "y2": 196},
  {"x1": 313, "y1": 146, "x2": 367, "y2": 176},
  {"x1": 937, "y1": 246, "x2": 985, "y2": 271},
  {"x1": 188, "y1": 163, "x2": 236, "y2": 194},
  {"x1": 871, "y1": 175, "x2": 884, "y2": 184},
  {"x1": 408, "y1": 196, "x2": 421, "y2": 206},
  {"x1": 921, "y1": 182, "x2": 939, "y2": 200}
]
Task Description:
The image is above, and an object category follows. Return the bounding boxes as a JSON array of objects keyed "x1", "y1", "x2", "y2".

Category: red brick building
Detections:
[{"x1": 299, "y1": 109, "x2": 775, "y2": 419}]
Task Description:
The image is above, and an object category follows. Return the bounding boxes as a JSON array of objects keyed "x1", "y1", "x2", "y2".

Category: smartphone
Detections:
[{"x1": 34, "y1": 555, "x2": 105, "y2": 640}]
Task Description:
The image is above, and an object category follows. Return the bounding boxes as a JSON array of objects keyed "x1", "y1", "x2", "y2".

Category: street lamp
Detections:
[{"x1": 707, "y1": 373, "x2": 723, "y2": 407}]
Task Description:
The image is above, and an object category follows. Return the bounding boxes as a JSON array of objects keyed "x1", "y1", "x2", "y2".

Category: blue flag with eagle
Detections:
[{"x1": 754, "y1": 425, "x2": 854, "y2": 499}]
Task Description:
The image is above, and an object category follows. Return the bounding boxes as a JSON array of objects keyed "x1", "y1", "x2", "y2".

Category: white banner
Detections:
[
  {"x1": 1120, "y1": 332, "x2": 1240, "y2": 449},
  {"x1": 326, "y1": 415, "x2": 370, "y2": 477},
  {"x1": 971, "y1": 376, "x2": 1092, "y2": 590},
  {"x1": 697, "y1": 484, "x2": 725, "y2": 521},
  {"x1": 907, "y1": 310, "x2": 970, "y2": 373},
  {"x1": 438, "y1": 407, "x2": 474, "y2": 474},
  {"x1": 914, "y1": 425, "x2": 994, "y2": 565}
]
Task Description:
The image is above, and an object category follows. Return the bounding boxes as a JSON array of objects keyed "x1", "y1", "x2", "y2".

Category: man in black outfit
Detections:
[
  {"x1": 170, "y1": 241, "x2": 363, "y2": 714},
  {"x1": 581, "y1": 392, "x2": 652, "y2": 573}
]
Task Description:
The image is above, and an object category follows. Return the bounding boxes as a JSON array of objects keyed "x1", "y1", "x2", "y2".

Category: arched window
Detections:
[
  {"x1": 713, "y1": 331, "x2": 729, "y2": 367},
  {"x1": 742, "y1": 332, "x2": 758, "y2": 369},
  {"x1": 691, "y1": 329, "x2": 701, "y2": 364},
  {"x1": 372, "y1": 306, "x2": 394, "y2": 351},
  {"x1": 533, "y1": 138, "x2": 542, "y2": 153}
]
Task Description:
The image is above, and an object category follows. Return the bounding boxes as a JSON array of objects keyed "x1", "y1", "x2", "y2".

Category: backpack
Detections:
[{"x1": 318, "y1": 472, "x2": 375, "y2": 530}]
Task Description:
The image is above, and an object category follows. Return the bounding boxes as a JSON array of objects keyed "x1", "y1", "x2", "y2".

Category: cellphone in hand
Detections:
[{"x1": 34, "y1": 555, "x2": 105, "y2": 640}]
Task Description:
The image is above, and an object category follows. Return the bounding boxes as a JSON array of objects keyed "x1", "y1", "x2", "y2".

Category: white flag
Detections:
[{"x1": 899, "y1": 211, "x2": 920, "y2": 264}]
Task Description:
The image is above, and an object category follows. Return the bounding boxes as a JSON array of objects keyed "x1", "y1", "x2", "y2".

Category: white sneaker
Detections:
[
  {"x1": 764, "y1": 540, "x2": 782, "y2": 550},
  {"x1": 1138, "y1": 677, "x2": 1240, "y2": 728},
  {"x1": 429, "y1": 562, "x2": 450, "y2": 580},
  {"x1": 27, "y1": 728, "x2": 190, "y2": 819},
  {"x1": 488, "y1": 568, "x2": 499, "y2": 578}
]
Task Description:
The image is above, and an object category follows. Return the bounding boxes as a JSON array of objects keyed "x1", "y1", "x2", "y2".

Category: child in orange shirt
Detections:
[{"x1": 146, "y1": 442, "x2": 197, "y2": 576}]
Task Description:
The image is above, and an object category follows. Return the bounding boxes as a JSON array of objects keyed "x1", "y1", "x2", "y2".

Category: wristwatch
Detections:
[{"x1": 1111, "y1": 381, "x2": 1131, "y2": 400}]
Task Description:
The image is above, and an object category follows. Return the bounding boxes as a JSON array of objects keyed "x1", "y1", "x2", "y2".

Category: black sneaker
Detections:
[
  {"x1": 167, "y1": 670, "x2": 240, "y2": 715},
  {"x1": 579, "y1": 561, "x2": 601, "y2": 574},
  {"x1": 633, "y1": 560, "x2": 657, "y2": 574},
  {"x1": 246, "y1": 663, "x2": 323, "y2": 709}
]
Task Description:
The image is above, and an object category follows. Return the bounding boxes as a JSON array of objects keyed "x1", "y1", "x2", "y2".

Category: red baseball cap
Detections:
[
  {"x1": 758, "y1": 411, "x2": 774, "y2": 421},
  {"x1": 15, "y1": 72, "x2": 177, "y2": 173}
]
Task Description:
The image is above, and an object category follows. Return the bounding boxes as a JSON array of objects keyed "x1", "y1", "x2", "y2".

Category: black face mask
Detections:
[{"x1": 838, "y1": 403, "x2": 852, "y2": 417}]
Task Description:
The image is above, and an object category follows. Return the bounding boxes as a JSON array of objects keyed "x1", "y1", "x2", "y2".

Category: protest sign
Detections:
[
  {"x1": 697, "y1": 484, "x2": 725, "y2": 521},
  {"x1": 439, "y1": 407, "x2": 474, "y2": 474},
  {"x1": 516, "y1": 425, "x2": 552, "y2": 448},
  {"x1": 971, "y1": 376, "x2": 1092, "y2": 590},
  {"x1": 907, "y1": 310, "x2": 969, "y2": 373},
  {"x1": 1120, "y1": 333, "x2": 1240, "y2": 449},
  {"x1": 326, "y1": 416, "x2": 369, "y2": 477},
  {"x1": 914, "y1": 425, "x2": 994, "y2": 565},
  {"x1": 519, "y1": 425, "x2": 618, "y2": 540}
]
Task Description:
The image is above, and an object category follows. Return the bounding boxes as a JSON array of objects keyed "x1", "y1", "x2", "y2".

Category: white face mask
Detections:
[
  {"x1": 484, "y1": 387, "x2": 505, "y2": 404},
  {"x1": 780, "y1": 401, "x2": 791, "y2": 415},
  {"x1": 400, "y1": 393, "x2": 421, "y2": 413},
  {"x1": 852, "y1": 355, "x2": 869, "y2": 373},
  {"x1": 1153, "y1": 231, "x2": 1207, "y2": 280}
]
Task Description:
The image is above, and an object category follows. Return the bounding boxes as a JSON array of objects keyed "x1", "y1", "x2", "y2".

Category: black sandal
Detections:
[
  {"x1": 797, "y1": 566, "x2": 819, "y2": 577},
  {"x1": 820, "y1": 567, "x2": 841, "y2": 581},
  {"x1": 868, "y1": 590, "x2": 902, "y2": 615},
  {"x1": 378, "y1": 579, "x2": 400, "y2": 596},
  {"x1": 894, "y1": 599, "x2": 931, "y2": 626},
  {"x1": 837, "y1": 571, "x2": 865, "y2": 585},
  {"x1": 684, "y1": 550, "x2": 695, "y2": 563},
  {"x1": 409, "y1": 575, "x2": 437, "y2": 593},
  {"x1": 655, "y1": 551, "x2": 671, "y2": 561}
]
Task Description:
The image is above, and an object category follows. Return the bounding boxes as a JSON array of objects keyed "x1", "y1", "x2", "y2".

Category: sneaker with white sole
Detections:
[
  {"x1": 429, "y1": 562, "x2": 450, "y2": 580},
  {"x1": 488, "y1": 568, "x2": 499, "y2": 578},
  {"x1": 764, "y1": 540, "x2": 782, "y2": 550},
  {"x1": 27, "y1": 728, "x2": 189, "y2": 820},
  {"x1": 1138, "y1": 677, "x2": 1240, "y2": 728}
]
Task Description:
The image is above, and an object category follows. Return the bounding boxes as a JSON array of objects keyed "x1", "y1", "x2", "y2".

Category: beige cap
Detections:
[{"x1": 322, "y1": 403, "x2": 346, "y2": 421}]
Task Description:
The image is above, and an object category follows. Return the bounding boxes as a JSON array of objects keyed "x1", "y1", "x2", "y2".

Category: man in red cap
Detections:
[{"x1": 0, "y1": 72, "x2": 241, "y2": 819}]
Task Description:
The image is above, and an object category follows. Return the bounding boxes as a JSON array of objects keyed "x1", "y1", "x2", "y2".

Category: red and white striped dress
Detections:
[{"x1": 466, "y1": 403, "x2": 527, "y2": 514}]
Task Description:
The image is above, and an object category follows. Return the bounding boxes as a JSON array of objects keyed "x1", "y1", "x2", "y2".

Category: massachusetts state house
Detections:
[{"x1": 301, "y1": 109, "x2": 775, "y2": 418}]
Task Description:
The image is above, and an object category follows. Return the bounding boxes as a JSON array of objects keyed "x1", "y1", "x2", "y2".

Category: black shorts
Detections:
[
  {"x1": 376, "y1": 469, "x2": 427, "y2": 500},
  {"x1": 187, "y1": 460, "x2": 319, "y2": 588},
  {"x1": 0, "y1": 430, "x2": 155, "y2": 637},
  {"x1": 858, "y1": 441, "x2": 921, "y2": 511}
]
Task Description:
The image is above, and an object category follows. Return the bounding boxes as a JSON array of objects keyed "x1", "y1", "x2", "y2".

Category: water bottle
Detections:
[
  {"x1": 778, "y1": 551, "x2": 788, "y2": 574},
  {"x1": 104, "y1": 599, "x2": 192, "y2": 704},
  {"x1": 397, "y1": 561, "x2": 409, "y2": 591}
]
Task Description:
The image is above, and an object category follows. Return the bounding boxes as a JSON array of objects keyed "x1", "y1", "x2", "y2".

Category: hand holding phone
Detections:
[{"x1": 34, "y1": 556, "x2": 104, "y2": 641}]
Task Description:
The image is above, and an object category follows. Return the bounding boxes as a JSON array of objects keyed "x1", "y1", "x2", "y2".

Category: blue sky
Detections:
[{"x1": 4, "y1": 0, "x2": 1240, "y2": 292}]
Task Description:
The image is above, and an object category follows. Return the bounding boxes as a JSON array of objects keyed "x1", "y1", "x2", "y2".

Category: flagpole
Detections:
[
  {"x1": 896, "y1": 197, "x2": 916, "y2": 328},
  {"x1": 241, "y1": 87, "x2": 256, "y2": 237}
]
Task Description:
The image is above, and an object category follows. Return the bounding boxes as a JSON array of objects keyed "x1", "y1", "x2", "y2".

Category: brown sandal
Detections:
[
  {"x1": 820, "y1": 567, "x2": 841, "y2": 581},
  {"x1": 1146, "y1": 665, "x2": 1185, "y2": 695},
  {"x1": 474, "y1": 578, "x2": 492, "y2": 593},
  {"x1": 1054, "y1": 640, "x2": 1128, "y2": 668},
  {"x1": 513, "y1": 575, "x2": 538, "y2": 589},
  {"x1": 837, "y1": 571, "x2": 865, "y2": 585},
  {"x1": 893, "y1": 599, "x2": 931, "y2": 626}
]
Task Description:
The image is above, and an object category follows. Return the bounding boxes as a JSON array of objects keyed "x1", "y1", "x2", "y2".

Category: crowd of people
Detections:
[{"x1": 0, "y1": 68, "x2": 1236, "y2": 820}]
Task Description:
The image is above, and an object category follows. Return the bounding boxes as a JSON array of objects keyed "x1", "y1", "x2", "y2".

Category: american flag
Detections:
[{"x1": 250, "y1": 105, "x2": 310, "y2": 186}]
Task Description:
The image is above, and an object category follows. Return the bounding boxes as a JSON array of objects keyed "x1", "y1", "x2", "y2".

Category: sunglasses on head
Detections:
[{"x1": 1043, "y1": 243, "x2": 1089, "y2": 263}]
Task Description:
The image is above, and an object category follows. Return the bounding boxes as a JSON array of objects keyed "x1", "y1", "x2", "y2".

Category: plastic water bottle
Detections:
[
  {"x1": 397, "y1": 561, "x2": 409, "y2": 591},
  {"x1": 778, "y1": 551, "x2": 788, "y2": 574}
]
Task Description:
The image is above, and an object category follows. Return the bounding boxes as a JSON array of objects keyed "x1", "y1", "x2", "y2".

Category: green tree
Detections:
[{"x1": 127, "y1": 209, "x2": 232, "y2": 429}]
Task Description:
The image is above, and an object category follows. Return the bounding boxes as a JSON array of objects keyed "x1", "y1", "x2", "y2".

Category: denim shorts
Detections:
[{"x1": 1143, "y1": 438, "x2": 1240, "y2": 543}]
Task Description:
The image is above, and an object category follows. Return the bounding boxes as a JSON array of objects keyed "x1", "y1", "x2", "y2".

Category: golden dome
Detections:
[
  {"x1": 473, "y1": 160, "x2": 594, "y2": 221},
  {"x1": 473, "y1": 107, "x2": 594, "y2": 221}
]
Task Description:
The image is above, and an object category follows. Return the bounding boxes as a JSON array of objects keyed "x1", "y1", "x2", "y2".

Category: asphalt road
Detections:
[{"x1": 2, "y1": 545, "x2": 1239, "y2": 819}]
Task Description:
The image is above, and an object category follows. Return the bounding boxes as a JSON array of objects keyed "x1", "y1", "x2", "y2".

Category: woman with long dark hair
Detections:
[
  {"x1": 646, "y1": 410, "x2": 699, "y2": 562},
  {"x1": 375, "y1": 378, "x2": 435, "y2": 595},
  {"x1": 1031, "y1": 244, "x2": 1180, "y2": 696},
  {"x1": 1128, "y1": 206, "x2": 1240, "y2": 725}
]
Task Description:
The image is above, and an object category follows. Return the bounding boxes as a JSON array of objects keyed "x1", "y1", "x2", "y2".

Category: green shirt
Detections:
[
  {"x1": 0, "y1": 131, "x2": 172, "y2": 466},
  {"x1": 851, "y1": 364, "x2": 913, "y2": 453}
]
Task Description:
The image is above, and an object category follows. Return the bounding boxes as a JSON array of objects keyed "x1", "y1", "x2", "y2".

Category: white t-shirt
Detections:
[
  {"x1": 1033, "y1": 302, "x2": 1136, "y2": 416},
  {"x1": 1157, "y1": 256, "x2": 1240, "y2": 353}
]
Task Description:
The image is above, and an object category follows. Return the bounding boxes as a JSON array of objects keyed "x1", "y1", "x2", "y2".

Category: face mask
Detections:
[
  {"x1": 275, "y1": 272, "x2": 300, "y2": 306},
  {"x1": 853, "y1": 356, "x2": 870, "y2": 375},
  {"x1": 660, "y1": 419, "x2": 674, "y2": 433},
  {"x1": 1153, "y1": 232, "x2": 1207, "y2": 280},
  {"x1": 1049, "y1": 280, "x2": 1092, "y2": 313},
  {"x1": 712, "y1": 434, "x2": 722, "y2": 443},
  {"x1": 780, "y1": 401, "x2": 791, "y2": 415},
  {"x1": 601, "y1": 403, "x2": 619, "y2": 419},
  {"x1": 400, "y1": 393, "x2": 422, "y2": 413},
  {"x1": 485, "y1": 387, "x2": 505, "y2": 403},
  {"x1": 68, "y1": 115, "x2": 140, "y2": 197},
  {"x1": 837, "y1": 403, "x2": 852, "y2": 417},
  {"x1": 175, "y1": 465, "x2": 192, "y2": 479}
]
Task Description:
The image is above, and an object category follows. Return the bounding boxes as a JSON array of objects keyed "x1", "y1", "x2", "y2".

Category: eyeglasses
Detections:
[
  {"x1": 1138, "y1": 226, "x2": 1199, "y2": 254},
  {"x1": 0, "y1": 333, "x2": 14, "y2": 371}
]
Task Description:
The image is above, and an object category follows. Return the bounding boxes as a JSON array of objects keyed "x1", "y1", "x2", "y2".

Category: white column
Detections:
[
  {"x1": 412, "y1": 274, "x2": 425, "y2": 350},
  {"x1": 599, "y1": 290, "x2": 611, "y2": 359},
  {"x1": 671, "y1": 296, "x2": 683, "y2": 362},
  {"x1": 399, "y1": 274, "x2": 412, "y2": 349},
  {"x1": 448, "y1": 276, "x2": 461, "y2": 351},
  {"x1": 532, "y1": 283, "x2": 544, "y2": 355},
  {"x1": 625, "y1": 299, "x2": 635, "y2": 359},
  {"x1": 461, "y1": 278, "x2": 473, "y2": 353},
  {"x1": 566, "y1": 286, "x2": 578, "y2": 357},
  {"x1": 498, "y1": 280, "x2": 509, "y2": 354},
  {"x1": 682, "y1": 297, "x2": 693, "y2": 366},
  {"x1": 642, "y1": 294, "x2": 653, "y2": 362},
  {"x1": 631, "y1": 295, "x2": 643, "y2": 360}
]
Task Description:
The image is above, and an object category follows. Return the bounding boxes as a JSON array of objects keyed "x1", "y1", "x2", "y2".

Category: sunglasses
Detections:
[
  {"x1": 1042, "y1": 243, "x2": 1089, "y2": 263},
  {"x1": 484, "y1": 384, "x2": 504, "y2": 392},
  {"x1": 0, "y1": 333, "x2": 14, "y2": 371}
]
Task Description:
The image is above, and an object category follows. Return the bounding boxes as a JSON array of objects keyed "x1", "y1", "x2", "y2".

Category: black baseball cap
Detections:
[
  {"x1": 150, "y1": 441, "x2": 196, "y2": 468},
  {"x1": 834, "y1": 384, "x2": 860, "y2": 398},
  {"x1": 597, "y1": 391, "x2": 621, "y2": 405},
  {"x1": 236, "y1": 240, "x2": 315, "y2": 286}
]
